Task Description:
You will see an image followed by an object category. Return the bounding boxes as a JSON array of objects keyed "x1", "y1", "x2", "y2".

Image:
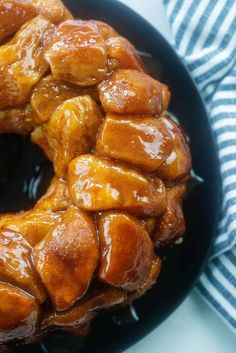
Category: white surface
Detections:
[
  {"x1": 117, "y1": 1, "x2": 236, "y2": 352},
  {"x1": 125, "y1": 291, "x2": 236, "y2": 353}
]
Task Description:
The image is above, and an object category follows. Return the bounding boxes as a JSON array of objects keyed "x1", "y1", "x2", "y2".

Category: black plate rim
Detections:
[
  {"x1": 7, "y1": 0, "x2": 222, "y2": 351},
  {"x1": 76, "y1": 0, "x2": 222, "y2": 349}
]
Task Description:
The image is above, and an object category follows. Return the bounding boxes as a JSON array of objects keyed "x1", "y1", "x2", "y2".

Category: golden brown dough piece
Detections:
[
  {"x1": 96, "y1": 114, "x2": 173, "y2": 172},
  {"x1": 107, "y1": 36, "x2": 145, "y2": 72},
  {"x1": 0, "y1": 0, "x2": 37, "y2": 44},
  {"x1": 0, "y1": 229, "x2": 46, "y2": 302},
  {"x1": 33, "y1": 206, "x2": 99, "y2": 311},
  {"x1": 128, "y1": 256, "x2": 162, "y2": 301},
  {"x1": 0, "y1": 16, "x2": 55, "y2": 110},
  {"x1": 0, "y1": 104, "x2": 37, "y2": 135},
  {"x1": 68, "y1": 154, "x2": 167, "y2": 217},
  {"x1": 0, "y1": 283, "x2": 39, "y2": 343},
  {"x1": 0, "y1": 209, "x2": 63, "y2": 246},
  {"x1": 144, "y1": 217, "x2": 158, "y2": 235},
  {"x1": 90, "y1": 20, "x2": 118, "y2": 40},
  {"x1": 153, "y1": 183, "x2": 186, "y2": 246},
  {"x1": 106, "y1": 36, "x2": 145, "y2": 72},
  {"x1": 29, "y1": 0, "x2": 73, "y2": 24},
  {"x1": 30, "y1": 75, "x2": 99, "y2": 123},
  {"x1": 35, "y1": 176, "x2": 70, "y2": 211},
  {"x1": 44, "y1": 20, "x2": 108, "y2": 86},
  {"x1": 41, "y1": 287, "x2": 126, "y2": 330},
  {"x1": 98, "y1": 69, "x2": 170, "y2": 115},
  {"x1": 98, "y1": 212, "x2": 155, "y2": 291},
  {"x1": 0, "y1": 1, "x2": 191, "y2": 346},
  {"x1": 156, "y1": 117, "x2": 191, "y2": 181},
  {"x1": 0, "y1": 0, "x2": 72, "y2": 45},
  {"x1": 31, "y1": 125, "x2": 54, "y2": 160},
  {"x1": 0, "y1": 211, "x2": 62, "y2": 246},
  {"x1": 32, "y1": 96, "x2": 103, "y2": 178}
]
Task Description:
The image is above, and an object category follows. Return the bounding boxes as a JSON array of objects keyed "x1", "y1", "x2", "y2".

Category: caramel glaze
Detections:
[
  {"x1": 0, "y1": 0, "x2": 72, "y2": 45},
  {"x1": 0, "y1": 1, "x2": 191, "y2": 348}
]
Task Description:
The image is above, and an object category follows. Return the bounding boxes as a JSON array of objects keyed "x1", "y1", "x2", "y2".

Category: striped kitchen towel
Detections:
[{"x1": 163, "y1": 0, "x2": 236, "y2": 331}]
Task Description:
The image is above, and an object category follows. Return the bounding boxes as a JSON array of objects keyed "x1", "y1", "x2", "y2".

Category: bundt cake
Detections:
[{"x1": 0, "y1": 0, "x2": 192, "y2": 350}]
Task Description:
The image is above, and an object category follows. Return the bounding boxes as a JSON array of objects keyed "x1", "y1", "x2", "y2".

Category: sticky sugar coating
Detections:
[{"x1": 0, "y1": 0, "x2": 191, "y2": 347}]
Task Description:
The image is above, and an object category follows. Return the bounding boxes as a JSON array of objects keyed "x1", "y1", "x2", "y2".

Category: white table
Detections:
[{"x1": 117, "y1": 1, "x2": 236, "y2": 352}]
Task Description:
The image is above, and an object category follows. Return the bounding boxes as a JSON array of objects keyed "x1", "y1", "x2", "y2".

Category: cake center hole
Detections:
[{"x1": 0, "y1": 135, "x2": 53, "y2": 213}]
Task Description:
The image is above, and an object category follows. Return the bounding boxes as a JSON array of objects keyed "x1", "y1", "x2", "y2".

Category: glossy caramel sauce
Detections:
[{"x1": 0, "y1": 0, "x2": 192, "y2": 349}]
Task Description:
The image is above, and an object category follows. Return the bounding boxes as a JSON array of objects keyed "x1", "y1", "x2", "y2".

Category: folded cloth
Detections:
[{"x1": 163, "y1": 0, "x2": 236, "y2": 331}]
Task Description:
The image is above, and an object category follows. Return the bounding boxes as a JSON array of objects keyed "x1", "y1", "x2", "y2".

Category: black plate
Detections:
[{"x1": 1, "y1": 1, "x2": 221, "y2": 352}]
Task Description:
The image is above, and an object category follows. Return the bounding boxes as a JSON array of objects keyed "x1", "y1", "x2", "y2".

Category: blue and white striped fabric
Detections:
[{"x1": 163, "y1": 0, "x2": 236, "y2": 331}]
